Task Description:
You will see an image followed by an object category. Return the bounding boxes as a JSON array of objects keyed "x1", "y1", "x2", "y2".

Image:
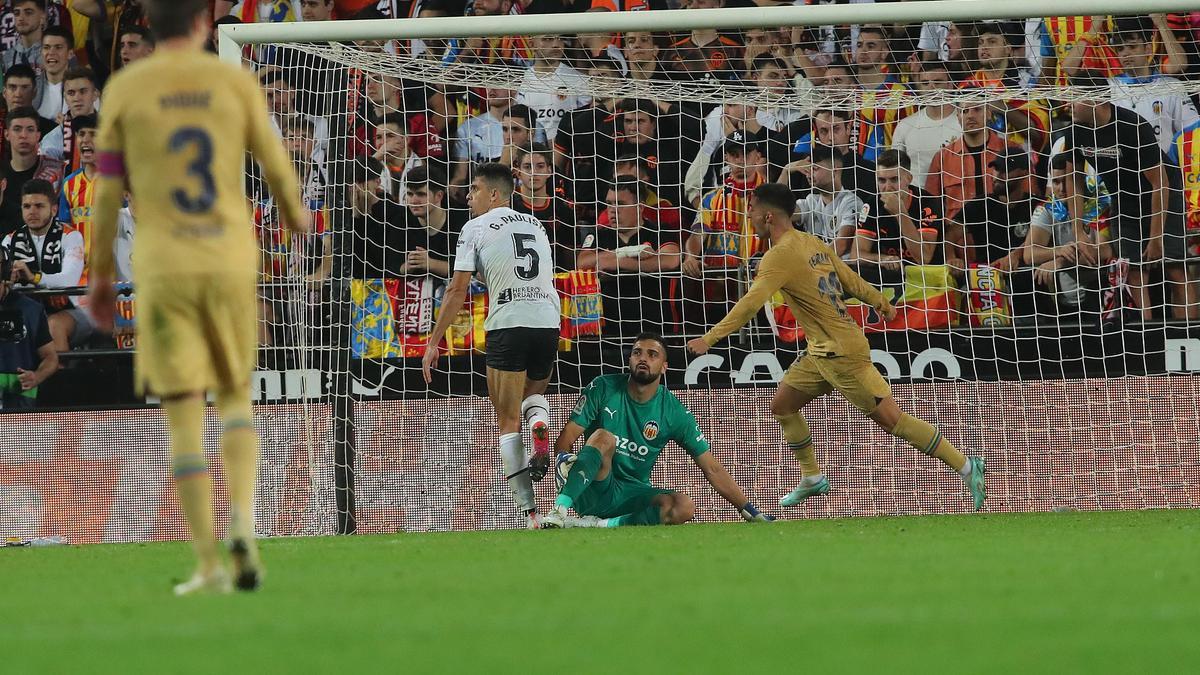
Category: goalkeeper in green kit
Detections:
[{"x1": 541, "y1": 333, "x2": 772, "y2": 528}]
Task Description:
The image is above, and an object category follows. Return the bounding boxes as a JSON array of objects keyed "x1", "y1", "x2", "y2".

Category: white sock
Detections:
[
  {"x1": 499, "y1": 432, "x2": 535, "y2": 513},
  {"x1": 960, "y1": 457, "x2": 973, "y2": 479},
  {"x1": 801, "y1": 473, "x2": 825, "y2": 486},
  {"x1": 521, "y1": 394, "x2": 550, "y2": 431}
]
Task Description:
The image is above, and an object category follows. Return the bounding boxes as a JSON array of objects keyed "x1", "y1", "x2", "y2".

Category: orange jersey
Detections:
[{"x1": 1044, "y1": 16, "x2": 1122, "y2": 85}]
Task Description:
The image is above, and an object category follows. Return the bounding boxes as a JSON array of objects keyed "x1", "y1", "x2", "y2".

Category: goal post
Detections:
[
  {"x1": 218, "y1": 0, "x2": 1200, "y2": 58},
  {"x1": 220, "y1": 0, "x2": 1200, "y2": 536}
]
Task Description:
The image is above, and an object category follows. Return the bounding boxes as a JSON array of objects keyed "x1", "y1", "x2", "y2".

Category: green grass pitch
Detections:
[{"x1": 4, "y1": 509, "x2": 1197, "y2": 674}]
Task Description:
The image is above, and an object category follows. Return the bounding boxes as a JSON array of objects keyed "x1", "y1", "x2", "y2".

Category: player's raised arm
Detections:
[
  {"x1": 242, "y1": 72, "x2": 307, "y2": 234},
  {"x1": 693, "y1": 250, "x2": 787, "y2": 351},
  {"x1": 830, "y1": 249, "x2": 896, "y2": 319}
]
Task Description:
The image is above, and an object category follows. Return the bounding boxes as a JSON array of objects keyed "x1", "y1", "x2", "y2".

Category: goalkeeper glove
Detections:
[{"x1": 739, "y1": 502, "x2": 774, "y2": 522}]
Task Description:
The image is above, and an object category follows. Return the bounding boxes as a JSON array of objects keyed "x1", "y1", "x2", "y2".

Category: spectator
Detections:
[
  {"x1": 553, "y1": 55, "x2": 624, "y2": 211},
  {"x1": 299, "y1": 0, "x2": 334, "y2": 22},
  {"x1": 1106, "y1": 16, "x2": 1198, "y2": 152},
  {"x1": 1024, "y1": 151, "x2": 1114, "y2": 317},
  {"x1": 605, "y1": 98, "x2": 686, "y2": 206},
  {"x1": 209, "y1": 15, "x2": 242, "y2": 54},
  {"x1": 962, "y1": 21, "x2": 1050, "y2": 152},
  {"x1": 58, "y1": 112, "x2": 96, "y2": 269},
  {"x1": 373, "y1": 113, "x2": 422, "y2": 203},
  {"x1": 947, "y1": 151, "x2": 1038, "y2": 273},
  {"x1": 0, "y1": 245, "x2": 57, "y2": 409},
  {"x1": 609, "y1": 153, "x2": 682, "y2": 231},
  {"x1": 1045, "y1": 15, "x2": 1122, "y2": 87},
  {"x1": 1, "y1": 0, "x2": 45, "y2": 74},
  {"x1": 259, "y1": 67, "x2": 330, "y2": 190},
  {"x1": 41, "y1": 66, "x2": 98, "y2": 164},
  {"x1": 3, "y1": 179, "x2": 86, "y2": 352},
  {"x1": 589, "y1": 0, "x2": 665, "y2": 12},
  {"x1": 114, "y1": 198, "x2": 135, "y2": 283},
  {"x1": 452, "y1": 87, "x2": 512, "y2": 191},
  {"x1": 228, "y1": 0, "x2": 298, "y2": 23},
  {"x1": 685, "y1": 57, "x2": 804, "y2": 198},
  {"x1": 668, "y1": 0, "x2": 742, "y2": 82},
  {"x1": 404, "y1": 84, "x2": 450, "y2": 165},
  {"x1": 516, "y1": 34, "x2": 590, "y2": 142},
  {"x1": 577, "y1": 177, "x2": 681, "y2": 335},
  {"x1": 34, "y1": 26, "x2": 72, "y2": 121},
  {"x1": 784, "y1": 109, "x2": 878, "y2": 198},
  {"x1": 118, "y1": 25, "x2": 156, "y2": 68},
  {"x1": 792, "y1": 146, "x2": 865, "y2": 258},
  {"x1": 99, "y1": 0, "x2": 148, "y2": 77},
  {"x1": 925, "y1": 99, "x2": 1013, "y2": 220},
  {"x1": 398, "y1": 164, "x2": 463, "y2": 279},
  {"x1": 511, "y1": 144, "x2": 576, "y2": 269},
  {"x1": 574, "y1": 31, "x2": 628, "y2": 75},
  {"x1": 497, "y1": 103, "x2": 538, "y2": 169},
  {"x1": 853, "y1": 25, "x2": 913, "y2": 152},
  {"x1": 2, "y1": 65, "x2": 55, "y2": 158},
  {"x1": 624, "y1": 32, "x2": 671, "y2": 82},
  {"x1": 1, "y1": 106, "x2": 61, "y2": 236},
  {"x1": 335, "y1": 157, "x2": 406, "y2": 280},
  {"x1": 683, "y1": 130, "x2": 767, "y2": 276},
  {"x1": 918, "y1": 20, "x2": 975, "y2": 81},
  {"x1": 285, "y1": 114, "x2": 328, "y2": 212},
  {"x1": 891, "y1": 61, "x2": 963, "y2": 188},
  {"x1": 856, "y1": 149, "x2": 942, "y2": 268},
  {"x1": 1054, "y1": 73, "x2": 1191, "y2": 320}
]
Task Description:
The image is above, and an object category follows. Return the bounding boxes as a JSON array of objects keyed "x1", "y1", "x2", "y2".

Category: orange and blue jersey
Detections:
[
  {"x1": 962, "y1": 70, "x2": 1051, "y2": 151},
  {"x1": 1168, "y1": 120, "x2": 1200, "y2": 232},
  {"x1": 694, "y1": 174, "x2": 765, "y2": 268},
  {"x1": 1043, "y1": 16, "x2": 1122, "y2": 86},
  {"x1": 858, "y1": 74, "x2": 913, "y2": 155},
  {"x1": 59, "y1": 167, "x2": 94, "y2": 282}
]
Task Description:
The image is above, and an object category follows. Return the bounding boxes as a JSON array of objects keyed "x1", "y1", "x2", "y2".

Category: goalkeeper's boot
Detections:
[
  {"x1": 779, "y1": 475, "x2": 831, "y2": 507},
  {"x1": 528, "y1": 420, "x2": 551, "y2": 482},
  {"x1": 173, "y1": 567, "x2": 232, "y2": 596},
  {"x1": 541, "y1": 505, "x2": 569, "y2": 529},
  {"x1": 524, "y1": 509, "x2": 543, "y2": 530},
  {"x1": 966, "y1": 456, "x2": 987, "y2": 511},
  {"x1": 228, "y1": 537, "x2": 265, "y2": 592}
]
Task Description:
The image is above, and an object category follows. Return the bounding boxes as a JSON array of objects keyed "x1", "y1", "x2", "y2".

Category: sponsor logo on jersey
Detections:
[
  {"x1": 604, "y1": 406, "x2": 617, "y2": 419},
  {"x1": 642, "y1": 420, "x2": 659, "y2": 440}
]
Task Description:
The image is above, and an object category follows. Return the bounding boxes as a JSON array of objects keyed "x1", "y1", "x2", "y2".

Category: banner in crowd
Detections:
[
  {"x1": 349, "y1": 271, "x2": 601, "y2": 359},
  {"x1": 3, "y1": 380, "x2": 1196, "y2": 544}
]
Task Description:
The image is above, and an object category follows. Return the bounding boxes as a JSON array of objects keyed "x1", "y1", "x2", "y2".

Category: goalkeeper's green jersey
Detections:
[{"x1": 568, "y1": 374, "x2": 710, "y2": 485}]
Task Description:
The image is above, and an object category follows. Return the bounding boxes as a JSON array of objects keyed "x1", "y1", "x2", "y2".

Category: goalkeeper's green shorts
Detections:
[{"x1": 573, "y1": 475, "x2": 673, "y2": 519}]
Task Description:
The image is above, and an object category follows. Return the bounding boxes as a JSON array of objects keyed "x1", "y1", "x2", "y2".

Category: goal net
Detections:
[{"x1": 231, "y1": 2, "x2": 1200, "y2": 535}]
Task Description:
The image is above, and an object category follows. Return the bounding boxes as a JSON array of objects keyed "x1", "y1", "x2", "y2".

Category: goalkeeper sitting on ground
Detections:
[{"x1": 541, "y1": 332, "x2": 772, "y2": 529}]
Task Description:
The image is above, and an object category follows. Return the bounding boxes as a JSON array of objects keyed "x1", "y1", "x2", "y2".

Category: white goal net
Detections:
[{"x1": 228, "y1": 2, "x2": 1200, "y2": 534}]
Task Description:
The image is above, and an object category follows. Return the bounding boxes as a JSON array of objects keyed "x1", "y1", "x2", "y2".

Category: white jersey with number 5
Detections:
[{"x1": 453, "y1": 206, "x2": 561, "y2": 331}]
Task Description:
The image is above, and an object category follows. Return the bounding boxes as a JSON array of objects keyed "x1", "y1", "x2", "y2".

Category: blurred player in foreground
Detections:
[
  {"x1": 543, "y1": 332, "x2": 772, "y2": 528},
  {"x1": 88, "y1": 0, "x2": 307, "y2": 594},
  {"x1": 422, "y1": 162, "x2": 560, "y2": 529},
  {"x1": 687, "y1": 183, "x2": 986, "y2": 510}
]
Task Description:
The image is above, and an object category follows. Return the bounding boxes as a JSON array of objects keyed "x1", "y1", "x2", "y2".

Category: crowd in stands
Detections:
[{"x1": 4, "y1": 0, "x2": 1200, "y2": 397}]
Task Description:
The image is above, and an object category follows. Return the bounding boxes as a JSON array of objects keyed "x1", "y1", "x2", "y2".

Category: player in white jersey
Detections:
[
  {"x1": 1108, "y1": 18, "x2": 1199, "y2": 153},
  {"x1": 423, "y1": 163, "x2": 561, "y2": 528}
]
